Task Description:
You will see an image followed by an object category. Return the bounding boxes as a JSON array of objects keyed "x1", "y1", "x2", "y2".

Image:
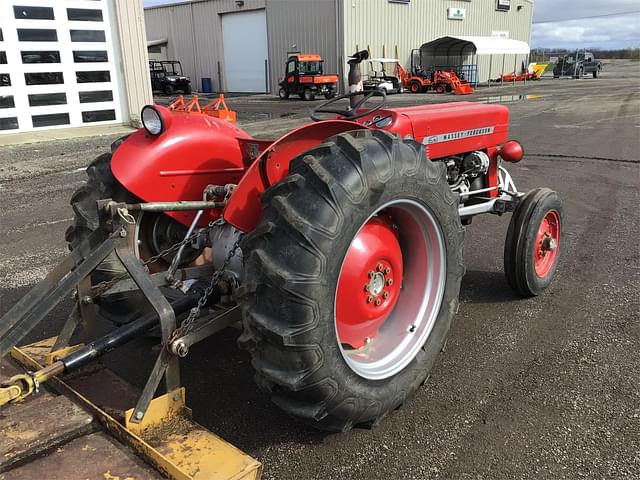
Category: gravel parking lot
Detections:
[{"x1": 1, "y1": 60, "x2": 638, "y2": 479}]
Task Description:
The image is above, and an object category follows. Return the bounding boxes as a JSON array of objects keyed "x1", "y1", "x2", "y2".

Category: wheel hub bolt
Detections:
[
  {"x1": 366, "y1": 295, "x2": 373, "y2": 303},
  {"x1": 364, "y1": 284, "x2": 369, "y2": 292},
  {"x1": 368, "y1": 271, "x2": 374, "y2": 278},
  {"x1": 382, "y1": 291, "x2": 389, "y2": 299},
  {"x1": 377, "y1": 263, "x2": 384, "y2": 272},
  {"x1": 375, "y1": 298, "x2": 382, "y2": 306},
  {"x1": 386, "y1": 279, "x2": 393, "y2": 286},
  {"x1": 384, "y1": 267, "x2": 391, "y2": 275},
  {"x1": 541, "y1": 235, "x2": 557, "y2": 252},
  {"x1": 368, "y1": 272, "x2": 385, "y2": 296}
]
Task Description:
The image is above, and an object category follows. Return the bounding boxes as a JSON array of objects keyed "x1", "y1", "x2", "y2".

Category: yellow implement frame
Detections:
[{"x1": 9, "y1": 337, "x2": 262, "y2": 480}]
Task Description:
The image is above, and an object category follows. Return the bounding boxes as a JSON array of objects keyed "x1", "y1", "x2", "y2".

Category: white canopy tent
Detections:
[{"x1": 418, "y1": 36, "x2": 531, "y2": 85}]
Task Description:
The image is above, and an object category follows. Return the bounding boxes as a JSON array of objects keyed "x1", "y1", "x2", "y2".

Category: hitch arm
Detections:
[
  {"x1": 0, "y1": 362, "x2": 64, "y2": 406},
  {"x1": 0, "y1": 294, "x2": 199, "y2": 407}
]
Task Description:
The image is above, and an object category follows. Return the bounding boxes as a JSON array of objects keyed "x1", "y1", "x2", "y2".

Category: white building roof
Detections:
[{"x1": 421, "y1": 36, "x2": 530, "y2": 56}]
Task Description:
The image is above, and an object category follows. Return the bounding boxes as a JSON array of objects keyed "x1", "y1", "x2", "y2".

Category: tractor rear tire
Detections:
[
  {"x1": 409, "y1": 81, "x2": 422, "y2": 93},
  {"x1": 65, "y1": 139, "x2": 192, "y2": 324},
  {"x1": 278, "y1": 87, "x2": 289, "y2": 99},
  {"x1": 238, "y1": 130, "x2": 464, "y2": 432},
  {"x1": 324, "y1": 90, "x2": 336, "y2": 100},
  {"x1": 65, "y1": 149, "x2": 139, "y2": 323},
  {"x1": 504, "y1": 188, "x2": 564, "y2": 297}
]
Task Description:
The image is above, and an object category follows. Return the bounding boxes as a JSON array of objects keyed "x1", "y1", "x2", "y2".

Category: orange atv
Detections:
[{"x1": 278, "y1": 53, "x2": 339, "y2": 101}]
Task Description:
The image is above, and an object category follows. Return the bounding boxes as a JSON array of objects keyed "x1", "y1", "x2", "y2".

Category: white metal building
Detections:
[
  {"x1": 144, "y1": 0, "x2": 534, "y2": 94},
  {"x1": 0, "y1": 0, "x2": 152, "y2": 135}
]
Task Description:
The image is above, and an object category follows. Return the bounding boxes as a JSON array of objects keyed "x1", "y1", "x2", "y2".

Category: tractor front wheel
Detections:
[
  {"x1": 504, "y1": 188, "x2": 564, "y2": 297},
  {"x1": 163, "y1": 84, "x2": 175, "y2": 95},
  {"x1": 409, "y1": 81, "x2": 422, "y2": 93},
  {"x1": 278, "y1": 87, "x2": 289, "y2": 99},
  {"x1": 238, "y1": 130, "x2": 464, "y2": 431}
]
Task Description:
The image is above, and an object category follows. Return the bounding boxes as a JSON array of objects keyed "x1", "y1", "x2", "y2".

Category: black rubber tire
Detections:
[
  {"x1": 66, "y1": 144, "x2": 193, "y2": 324},
  {"x1": 65, "y1": 147, "x2": 142, "y2": 322},
  {"x1": 324, "y1": 89, "x2": 336, "y2": 100},
  {"x1": 237, "y1": 130, "x2": 464, "y2": 432},
  {"x1": 163, "y1": 84, "x2": 175, "y2": 95},
  {"x1": 504, "y1": 188, "x2": 564, "y2": 297},
  {"x1": 279, "y1": 87, "x2": 289, "y2": 99},
  {"x1": 303, "y1": 88, "x2": 315, "y2": 101},
  {"x1": 410, "y1": 81, "x2": 421, "y2": 93},
  {"x1": 65, "y1": 150, "x2": 133, "y2": 282},
  {"x1": 184, "y1": 85, "x2": 192, "y2": 94},
  {"x1": 593, "y1": 69, "x2": 599, "y2": 79}
]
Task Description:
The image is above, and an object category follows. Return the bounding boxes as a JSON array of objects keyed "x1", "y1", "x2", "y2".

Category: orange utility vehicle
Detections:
[{"x1": 278, "y1": 53, "x2": 339, "y2": 101}]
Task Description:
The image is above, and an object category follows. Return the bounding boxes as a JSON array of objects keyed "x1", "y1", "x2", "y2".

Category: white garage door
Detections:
[
  {"x1": 221, "y1": 10, "x2": 268, "y2": 93},
  {"x1": 0, "y1": 0, "x2": 123, "y2": 134}
]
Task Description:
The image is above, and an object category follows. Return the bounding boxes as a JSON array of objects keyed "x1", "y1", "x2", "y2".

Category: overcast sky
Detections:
[{"x1": 143, "y1": 0, "x2": 640, "y2": 49}]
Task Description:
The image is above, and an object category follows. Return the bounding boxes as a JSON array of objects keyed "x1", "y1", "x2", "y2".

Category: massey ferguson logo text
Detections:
[{"x1": 423, "y1": 126, "x2": 495, "y2": 145}]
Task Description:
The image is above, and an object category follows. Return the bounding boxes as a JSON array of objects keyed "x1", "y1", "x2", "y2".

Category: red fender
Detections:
[
  {"x1": 223, "y1": 120, "x2": 368, "y2": 233},
  {"x1": 111, "y1": 106, "x2": 255, "y2": 227}
]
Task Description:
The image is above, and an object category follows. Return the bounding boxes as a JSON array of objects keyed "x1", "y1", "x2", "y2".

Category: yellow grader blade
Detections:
[{"x1": 1, "y1": 337, "x2": 262, "y2": 480}]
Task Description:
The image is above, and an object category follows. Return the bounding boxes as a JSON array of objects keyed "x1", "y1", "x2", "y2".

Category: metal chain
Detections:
[
  {"x1": 171, "y1": 232, "x2": 243, "y2": 339},
  {"x1": 90, "y1": 220, "x2": 218, "y2": 298},
  {"x1": 141, "y1": 220, "x2": 217, "y2": 268}
]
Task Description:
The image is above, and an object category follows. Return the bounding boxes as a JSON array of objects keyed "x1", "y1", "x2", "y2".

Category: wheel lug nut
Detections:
[
  {"x1": 382, "y1": 291, "x2": 389, "y2": 299},
  {"x1": 377, "y1": 263, "x2": 383, "y2": 272},
  {"x1": 364, "y1": 284, "x2": 369, "y2": 292},
  {"x1": 386, "y1": 279, "x2": 393, "y2": 286},
  {"x1": 384, "y1": 267, "x2": 390, "y2": 275},
  {"x1": 375, "y1": 298, "x2": 382, "y2": 306},
  {"x1": 366, "y1": 295, "x2": 373, "y2": 303},
  {"x1": 368, "y1": 271, "x2": 374, "y2": 278}
]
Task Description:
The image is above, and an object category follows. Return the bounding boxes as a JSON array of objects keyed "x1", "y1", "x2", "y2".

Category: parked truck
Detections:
[{"x1": 553, "y1": 50, "x2": 602, "y2": 78}]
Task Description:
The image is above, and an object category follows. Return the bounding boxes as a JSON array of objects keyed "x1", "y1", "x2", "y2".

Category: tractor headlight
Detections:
[{"x1": 141, "y1": 105, "x2": 164, "y2": 136}]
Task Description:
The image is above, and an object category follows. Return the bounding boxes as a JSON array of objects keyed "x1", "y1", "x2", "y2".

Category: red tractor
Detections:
[{"x1": 0, "y1": 53, "x2": 563, "y2": 434}]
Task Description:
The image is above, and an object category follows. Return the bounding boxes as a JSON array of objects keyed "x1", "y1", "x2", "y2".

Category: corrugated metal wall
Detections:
[
  {"x1": 113, "y1": 0, "x2": 153, "y2": 127},
  {"x1": 342, "y1": 0, "x2": 534, "y2": 84},
  {"x1": 144, "y1": 0, "x2": 266, "y2": 92},
  {"x1": 144, "y1": 0, "x2": 534, "y2": 93},
  {"x1": 266, "y1": 0, "x2": 340, "y2": 94}
]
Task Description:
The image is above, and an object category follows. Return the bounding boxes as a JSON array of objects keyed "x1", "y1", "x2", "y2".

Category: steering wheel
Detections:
[{"x1": 310, "y1": 89, "x2": 386, "y2": 122}]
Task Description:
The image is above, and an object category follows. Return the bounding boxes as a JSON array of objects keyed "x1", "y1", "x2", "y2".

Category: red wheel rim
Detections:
[
  {"x1": 335, "y1": 217, "x2": 403, "y2": 349},
  {"x1": 334, "y1": 200, "x2": 446, "y2": 380},
  {"x1": 533, "y1": 209, "x2": 560, "y2": 278}
]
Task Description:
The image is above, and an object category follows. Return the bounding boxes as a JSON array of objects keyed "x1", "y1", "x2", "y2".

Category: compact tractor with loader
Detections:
[
  {"x1": 1, "y1": 50, "x2": 563, "y2": 476},
  {"x1": 278, "y1": 53, "x2": 339, "y2": 101}
]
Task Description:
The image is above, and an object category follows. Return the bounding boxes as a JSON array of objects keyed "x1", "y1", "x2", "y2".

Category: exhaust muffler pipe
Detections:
[{"x1": 347, "y1": 50, "x2": 369, "y2": 109}]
